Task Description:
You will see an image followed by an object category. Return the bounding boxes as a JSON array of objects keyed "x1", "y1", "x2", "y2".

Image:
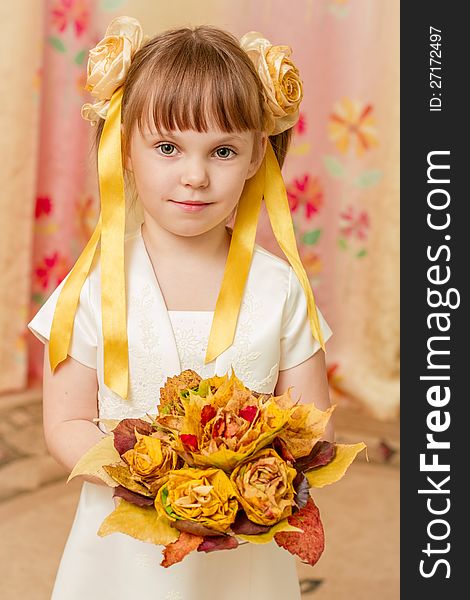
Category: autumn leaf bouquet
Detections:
[{"x1": 69, "y1": 369, "x2": 365, "y2": 567}]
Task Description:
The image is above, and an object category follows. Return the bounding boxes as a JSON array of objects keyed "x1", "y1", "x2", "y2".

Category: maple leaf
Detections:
[
  {"x1": 161, "y1": 531, "x2": 204, "y2": 568},
  {"x1": 274, "y1": 496, "x2": 324, "y2": 566}
]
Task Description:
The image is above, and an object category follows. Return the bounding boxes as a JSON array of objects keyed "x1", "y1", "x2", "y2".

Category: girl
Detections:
[{"x1": 28, "y1": 16, "x2": 333, "y2": 600}]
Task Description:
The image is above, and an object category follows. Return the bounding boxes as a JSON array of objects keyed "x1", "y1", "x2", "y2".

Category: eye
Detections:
[
  {"x1": 215, "y1": 147, "x2": 236, "y2": 159},
  {"x1": 155, "y1": 143, "x2": 177, "y2": 156}
]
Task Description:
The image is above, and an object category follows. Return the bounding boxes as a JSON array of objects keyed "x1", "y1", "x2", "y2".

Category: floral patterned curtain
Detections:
[{"x1": 15, "y1": 0, "x2": 398, "y2": 419}]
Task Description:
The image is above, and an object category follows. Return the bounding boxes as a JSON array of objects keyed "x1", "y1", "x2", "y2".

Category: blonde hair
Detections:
[{"x1": 93, "y1": 25, "x2": 293, "y2": 168}]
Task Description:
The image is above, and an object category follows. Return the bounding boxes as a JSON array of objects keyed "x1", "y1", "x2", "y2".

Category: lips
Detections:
[
  {"x1": 172, "y1": 200, "x2": 211, "y2": 205},
  {"x1": 169, "y1": 200, "x2": 212, "y2": 212}
]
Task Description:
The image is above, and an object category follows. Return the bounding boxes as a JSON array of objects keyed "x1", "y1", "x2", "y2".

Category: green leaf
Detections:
[
  {"x1": 323, "y1": 155, "x2": 345, "y2": 179},
  {"x1": 354, "y1": 170, "x2": 382, "y2": 188},
  {"x1": 302, "y1": 229, "x2": 322, "y2": 245},
  {"x1": 48, "y1": 37, "x2": 66, "y2": 53},
  {"x1": 74, "y1": 49, "x2": 86, "y2": 65},
  {"x1": 32, "y1": 293, "x2": 45, "y2": 305},
  {"x1": 161, "y1": 486, "x2": 180, "y2": 519},
  {"x1": 338, "y1": 238, "x2": 348, "y2": 250},
  {"x1": 356, "y1": 249, "x2": 368, "y2": 258}
]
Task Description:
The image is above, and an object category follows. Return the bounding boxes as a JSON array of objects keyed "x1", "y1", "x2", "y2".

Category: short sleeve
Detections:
[
  {"x1": 27, "y1": 272, "x2": 98, "y2": 369},
  {"x1": 279, "y1": 268, "x2": 333, "y2": 371}
]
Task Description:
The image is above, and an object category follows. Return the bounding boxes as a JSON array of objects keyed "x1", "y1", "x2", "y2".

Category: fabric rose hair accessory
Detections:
[
  {"x1": 240, "y1": 32, "x2": 304, "y2": 135},
  {"x1": 81, "y1": 16, "x2": 144, "y2": 124}
]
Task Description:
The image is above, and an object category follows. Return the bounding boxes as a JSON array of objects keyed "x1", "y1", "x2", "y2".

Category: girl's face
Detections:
[{"x1": 126, "y1": 124, "x2": 266, "y2": 238}]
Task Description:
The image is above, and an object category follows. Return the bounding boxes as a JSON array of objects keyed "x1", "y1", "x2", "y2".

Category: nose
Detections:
[{"x1": 180, "y1": 156, "x2": 209, "y2": 188}]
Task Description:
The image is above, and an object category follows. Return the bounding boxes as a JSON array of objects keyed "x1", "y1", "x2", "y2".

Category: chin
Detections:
[{"x1": 168, "y1": 223, "x2": 217, "y2": 238}]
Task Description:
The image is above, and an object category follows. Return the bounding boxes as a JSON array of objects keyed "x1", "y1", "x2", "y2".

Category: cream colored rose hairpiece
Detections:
[
  {"x1": 51, "y1": 18, "x2": 322, "y2": 401},
  {"x1": 81, "y1": 16, "x2": 144, "y2": 124},
  {"x1": 239, "y1": 32, "x2": 303, "y2": 136}
]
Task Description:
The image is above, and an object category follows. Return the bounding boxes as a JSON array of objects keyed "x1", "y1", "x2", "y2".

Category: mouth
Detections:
[
  {"x1": 171, "y1": 200, "x2": 212, "y2": 205},
  {"x1": 168, "y1": 200, "x2": 213, "y2": 212}
]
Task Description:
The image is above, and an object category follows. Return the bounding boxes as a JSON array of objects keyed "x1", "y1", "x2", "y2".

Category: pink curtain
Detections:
[
  {"x1": 27, "y1": 0, "x2": 399, "y2": 419},
  {"x1": 28, "y1": 0, "x2": 100, "y2": 385}
]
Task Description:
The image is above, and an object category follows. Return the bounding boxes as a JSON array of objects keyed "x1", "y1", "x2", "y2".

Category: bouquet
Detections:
[{"x1": 69, "y1": 370, "x2": 365, "y2": 567}]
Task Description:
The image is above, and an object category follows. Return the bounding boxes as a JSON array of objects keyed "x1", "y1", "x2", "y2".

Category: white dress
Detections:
[{"x1": 28, "y1": 225, "x2": 332, "y2": 600}]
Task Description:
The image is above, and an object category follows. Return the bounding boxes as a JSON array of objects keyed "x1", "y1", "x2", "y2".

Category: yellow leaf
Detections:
[
  {"x1": 67, "y1": 435, "x2": 121, "y2": 486},
  {"x1": 306, "y1": 443, "x2": 366, "y2": 488},
  {"x1": 281, "y1": 404, "x2": 335, "y2": 459},
  {"x1": 93, "y1": 418, "x2": 120, "y2": 433},
  {"x1": 98, "y1": 500, "x2": 179, "y2": 545},
  {"x1": 236, "y1": 518, "x2": 303, "y2": 544}
]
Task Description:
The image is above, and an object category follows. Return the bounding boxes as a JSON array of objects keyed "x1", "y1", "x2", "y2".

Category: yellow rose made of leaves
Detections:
[
  {"x1": 240, "y1": 31, "x2": 303, "y2": 135},
  {"x1": 122, "y1": 432, "x2": 179, "y2": 494},
  {"x1": 230, "y1": 448, "x2": 297, "y2": 526},
  {"x1": 156, "y1": 468, "x2": 239, "y2": 534}
]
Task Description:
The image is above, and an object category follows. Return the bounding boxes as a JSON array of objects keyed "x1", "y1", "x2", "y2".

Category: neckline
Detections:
[
  {"x1": 168, "y1": 309, "x2": 214, "y2": 314},
  {"x1": 138, "y1": 224, "x2": 217, "y2": 314}
]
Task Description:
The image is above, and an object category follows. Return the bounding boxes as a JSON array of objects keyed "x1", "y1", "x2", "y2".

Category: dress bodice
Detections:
[{"x1": 167, "y1": 311, "x2": 215, "y2": 379}]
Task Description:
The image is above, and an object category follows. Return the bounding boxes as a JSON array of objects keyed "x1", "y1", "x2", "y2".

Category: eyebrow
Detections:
[{"x1": 145, "y1": 130, "x2": 247, "y2": 144}]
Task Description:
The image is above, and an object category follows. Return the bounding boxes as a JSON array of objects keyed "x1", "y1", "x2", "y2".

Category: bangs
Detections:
[{"x1": 123, "y1": 28, "x2": 265, "y2": 138}]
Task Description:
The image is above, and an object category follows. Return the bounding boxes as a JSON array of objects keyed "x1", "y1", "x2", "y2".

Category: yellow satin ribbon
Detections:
[
  {"x1": 263, "y1": 142, "x2": 325, "y2": 351},
  {"x1": 49, "y1": 87, "x2": 129, "y2": 399},
  {"x1": 204, "y1": 140, "x2": 324, "y2": 363},
  {"x1": 49, "y1": 215, "x2": 102, "y2": 373},
  {"x1": 98, "y1": 86, "x2": 128, "y2": 398},
  {"x1": 204, "y1": 149, "x2": 266, "y2": 363}
]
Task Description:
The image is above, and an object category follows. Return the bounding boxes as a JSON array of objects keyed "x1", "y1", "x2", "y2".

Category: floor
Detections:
[{"x1": 0, "y1": 388, "x2": 399, "y2": 599}]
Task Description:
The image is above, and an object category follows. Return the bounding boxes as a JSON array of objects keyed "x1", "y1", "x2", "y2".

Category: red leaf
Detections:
[
  {"x1": 273, "y1": 437, "x2": 296, "y2": 463},
  {"x1": 112, "y1": 419, "x2": 154, "y2": 455},
  {"x1": 180, "y1": 434, "x2": 199, "y2": 452},
  {"x1": 161, "y1": 531, "x2": 204, "y2": 567},
  {"x1": 212, "y1": 416, "x2": 225, "y2": 438},
  {"x1": 294, "y1": 441, "x2": 336, "y2": 473},
  {"x1": 197, "y1": 535, "x2": 239, "y2": 553},
  {"x1": 274, "y1": 497, "x2": 325, "y2": 567},
  {"x1": 113, "y1": 486, "x2": 154, "y2": 507},
  {"x1": 231, "y1": 511, "x2": 271, "y2": 535},
  {"x1": 239, "y1": 405, "x2": 257, "y2": 423},
  {"x1": 292, "y1": 473, "x2": 310, "y2": 510},
  {"x1": 173, "y1": 520, "x2": 221, "y2": 537},
  {"x1": 201, "y1": 404, "x2": 216, "y2": 426}
]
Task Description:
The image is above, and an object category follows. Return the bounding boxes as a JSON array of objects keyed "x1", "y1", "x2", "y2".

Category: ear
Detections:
[{"x1": 246, "y1": 132, "x2": 267, "y2": 179}]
